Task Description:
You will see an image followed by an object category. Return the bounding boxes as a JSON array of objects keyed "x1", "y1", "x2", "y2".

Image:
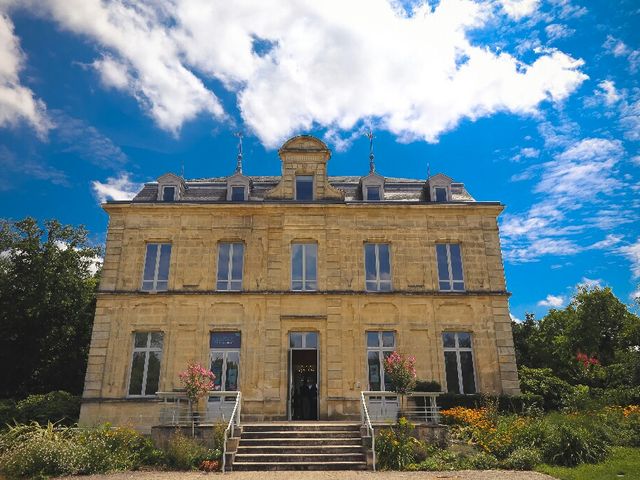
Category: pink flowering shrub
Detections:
[
  {"x1": 575, "y1": 352, "x2": 600, "y2": 368},
  {"x1": 179, "y1": 362, "x2": 215, "y2": 403},
  {"x1": 384, "y1": 352, "x2": 417, "y2": 394}
]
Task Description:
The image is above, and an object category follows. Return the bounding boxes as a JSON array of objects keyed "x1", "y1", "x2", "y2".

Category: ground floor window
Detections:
[
  {"x1": 366, "y1": 331, "x2": 396, "y2": 391},
  {"x1": 210, "y1": 332, "x2": 241, "y2": 391},
  {"x1": 443, "y1": 331, "x2": 476, "y2": 394},
  {"x1": 128, "y1": 332, "x2": 163, "y2": 396}
]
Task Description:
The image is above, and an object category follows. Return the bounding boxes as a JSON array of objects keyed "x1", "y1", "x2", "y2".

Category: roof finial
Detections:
[
  {"x1": 365, "y1": 129, "x2": 375, "y2": 174},
  {"x1": 234, "y1": 131, "x2": 244, "y2": 174}
]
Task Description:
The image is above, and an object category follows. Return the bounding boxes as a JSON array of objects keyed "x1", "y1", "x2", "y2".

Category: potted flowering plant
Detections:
[
  {"x1": 384, "y1": 352, "x2": 417, "y2": 417},
  {"x1": 179, "y1": 361, "x2": 216, "y2": 426}
]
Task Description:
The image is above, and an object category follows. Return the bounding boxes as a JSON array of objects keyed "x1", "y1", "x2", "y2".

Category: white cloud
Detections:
[
  {"x1": 538, "y1": 294, "x2": 565, "y2": 308},
  {"x1": 631, "y1": 288, "x2": 640, "y2": 302},
  {"x1": 603, "y1": 35, "x2": 640, "y2": 73},
  {"x1": 594, "y1": 80, "x2": 621, "y2": 107},
  {"x1": 501, "y1": 138, "x2": 627, "y2": 263},
  {"x1": 545, "y1": 23, "x2": 574, "y2": 42},
  {"x1": 92, "y1": 172, "x2": 141, "y2": 203},
  {"x1": 619, "y1": 239, "x2": 640, "y2": 279},
  {"x1": 620, "y1": 95, "x2": 640, "y2": 142},
  {"x1": 499, "y1": 0, "x2": 539, "y2": 20},
  {"x1": 1, "y1": 0, "x2": 587, "y2": 146},
  {"x1": 578, "y1": 277, "x2": 602, "y2": 288},
  {"x1": 510, "y1": 313, "x2": 523, "y2": 323},
  {"x1": 632, "y1": 156, "x2": 640, "y2": 167},
  {"x1": 0, "y1": 13, "x2": 50, "y2": 135}
]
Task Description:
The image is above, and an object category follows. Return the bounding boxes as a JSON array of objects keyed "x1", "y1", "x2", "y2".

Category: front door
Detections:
[{"x1": 288, "y1": 332, "x2": 318, "y2": 420}]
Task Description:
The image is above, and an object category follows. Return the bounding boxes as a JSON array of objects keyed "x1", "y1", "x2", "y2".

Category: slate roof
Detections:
[{"x1": 131, "y1": 175, "x2": 475, "y2": 203}]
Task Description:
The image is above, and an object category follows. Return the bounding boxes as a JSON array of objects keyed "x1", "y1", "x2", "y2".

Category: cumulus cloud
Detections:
[
  {"x1": 0, "y1": 13, "x2": 50, "y2": 135},
  {"x1": 603, "y1": 35, "x2": 640, "y2": 73},
  {"x1": 0, "y1": 0, "x2": 587, "y2": 146},
  {"x1": 578, "y1": 277, "x2": 602, "y2": 288},
  {"x1": 545, "y1": 23, "x2": 574, "y2": 42},
  {"x1": 594, "y1": 80, "x2": 621, "y2": 107},
  {"x1": 538, "y1": 294, "x2": 565, "y2": 308},
  {"x1": 619, "y1": 238, "x2": 640, "y2": 279},
  {"x1": 92, "y1": 172, "x2": 142, "y2": 203}
]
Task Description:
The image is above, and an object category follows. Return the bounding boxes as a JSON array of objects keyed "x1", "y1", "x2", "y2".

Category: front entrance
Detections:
[{"x1": 288, "y1": 332, "x2": 319, "y2": 420}]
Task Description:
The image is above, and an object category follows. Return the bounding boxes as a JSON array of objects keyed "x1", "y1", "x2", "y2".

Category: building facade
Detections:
[{"x1": 79, "y1": 135, "x2": 519, "y2": 431}]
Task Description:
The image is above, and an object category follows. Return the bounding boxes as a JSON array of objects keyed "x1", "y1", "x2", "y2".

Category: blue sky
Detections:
[{"x1": 0, "y1": 0, "x2": 638, "y2": 319}]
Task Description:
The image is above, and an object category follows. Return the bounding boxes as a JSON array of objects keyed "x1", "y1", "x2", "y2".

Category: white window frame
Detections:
[
  {"x1": 210, "y1": 332, "x2": 241, "y2": 392},
  {"x1": 436, "y1": 243, "x2": 465, "y2": 291},
  {"x1": 295, "y1": 175, "x2": 314, "y2": 201},
  {"x1": 364, "y1": 243, "x2": 392, "y2": 292},
  {"x1": 442, "y1": 332, "x2": 477, "y2": 394},
  {"x1": 127, "y1": 332, "x2": 163, "y2": 397},
  {"x1": 141, "y1": 243, "x2": 171, "y2": 292},
  {"x1": 216, "y1": 242, "x2": 244, "y2": 291},
  {"x1": 366, "y1": 331, "x2": 396, "y2": 391},
  {"x1": 291, "y1": 243, "x2": 318, "y2": 291}
]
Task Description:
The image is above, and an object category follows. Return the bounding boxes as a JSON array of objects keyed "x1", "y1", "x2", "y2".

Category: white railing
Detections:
[
  {"x1": 361, "y1": 391, "x2": 441, "y2": 424},
  {"x1": 157, "y1": 391, "x2": 241, "y2": 426},
  {"x1": 222, "y1": 391, "x2": 242, "y2": 473},
  {"x1": 360, "y1": 391, "x2": 376, "y2": 472}
]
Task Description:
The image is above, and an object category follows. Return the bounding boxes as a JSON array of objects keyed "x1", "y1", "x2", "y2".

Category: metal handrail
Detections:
[
  {"x1": 360, "y1": 391, "x2": 376, "y2": 472},
  {"x1": 222, "y1": 391, "x2": 241, "y2": 473},
  {"x1": 361, "y1": 391, "x2": 442, "y2": 424}
]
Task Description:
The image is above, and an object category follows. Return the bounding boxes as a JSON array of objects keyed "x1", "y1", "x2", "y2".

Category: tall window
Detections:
[
  {"x1": 366, "y1": 331, "x2": 396, "y2": 391},
  {"x1": 128, "y1": 332, "x2": 163, "y2": 396},
  {"x1": 162, "y1": 186, "x2": 176, "y2": 202},
  {"x1": 443, "y1": 332, "x2": 476, "y2": 394},
  {"x1": 436, "y1": 243, "x2": 464, "y2": 291},
  {"x1": 231, "y1": 186, "x2": 245, "y2": 201},
  {"x1": 364, "y1": 243, "x2": 391, "y2": 291},
  {"x1": 291, "y1": 243, "x2": 317, "y2": 291},
  {"x1": 210, "y1": 332, "x2": 241, "y2": 391},
  {"x1": 295, "y1": 175, "x2": 313, "y2": 200},
  {"x1": 434, "y1": 187, "x2": 448, "y2": 202},
  {"x1": 141, "y1": 243, "x2": 171, "y2": 291},
  {"x1": 217, "y1": 243, "x2": 244, "y2": 291}
]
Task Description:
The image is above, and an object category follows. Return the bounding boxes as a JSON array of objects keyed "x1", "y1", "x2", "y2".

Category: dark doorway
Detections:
[{"x1": 290, "y1": 349, "x2": 318, "y2": 420}]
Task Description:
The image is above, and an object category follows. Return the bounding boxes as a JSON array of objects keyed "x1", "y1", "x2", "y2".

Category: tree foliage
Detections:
[
  {"x1": 513, "y1": 286, "x2": 640, "y2": 388},
  {"x1": 0, "y1": 218, "x2": 101, "y2": 398}
]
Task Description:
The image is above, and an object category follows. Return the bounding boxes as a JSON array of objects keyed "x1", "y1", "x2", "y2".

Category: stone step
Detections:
[
  {"x1": 239, "y1": 437, "x2": 362, "y2": 447},
  {"x1": 237, "y1": 445, "x2": 364, "y2": 455},
  {"x1": 232, "y1": 461, "x2": 368, "y2": 471},
  {"x1": 242, "y1": 423, "x2": 360, "y2": 432},
  {"x1": 235, "y1": 453, "x2": 366, "y2": 463},
  {"x1": 241, "y1": 430, "x2": 360, "y2": 439}
]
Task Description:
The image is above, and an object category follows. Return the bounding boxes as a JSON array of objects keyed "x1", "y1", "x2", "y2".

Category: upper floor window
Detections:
[
  {"x1": 364, "y1": 243, "x2": 391, "y2": 291},
  {"x1": 443, "y1": 332, "x2": 476, "y2": 394},
  {"x1": 231, "y1": 186, "x2": 246, "y2": 201},
  {"x1": 295, "y1": 175, "x2": 314, "y2": 200},
  {"x1": 436, "y1": 243, "x2": 464, "y2": 291},
  {"x1": 434, "y1": 187, "x2": 448, "y2": 202},
  {"x1": 217, "y1": 242, "x2": 244, "y2": 291},
  {"x1": 162, "y1": 186, "x2": 176, "y2": 202},
  {"x1": 128, "y1": 332, "x2": 163, "y2": 396},
  {"x1": 366, "y1": 331, "x2": 396, "y2": 391},
  {"x1": 366, "y1": 186, "x2": 381, "y2": 201},
  {"x1": 291, "y1": 243, "x2": 317, "y2": 291},
  {"x1": 141, "y1": 243, "x2": 171, "y2": 292}
]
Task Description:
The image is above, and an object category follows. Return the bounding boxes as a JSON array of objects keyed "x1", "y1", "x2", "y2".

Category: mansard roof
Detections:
[{"x1": 131, "y1": 175, "x2": 475, "y2": 203}]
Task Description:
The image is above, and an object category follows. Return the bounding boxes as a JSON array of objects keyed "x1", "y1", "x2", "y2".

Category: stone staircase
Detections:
[{"x1": 230, "y1": 422, "x2": 368, "y2": 471}]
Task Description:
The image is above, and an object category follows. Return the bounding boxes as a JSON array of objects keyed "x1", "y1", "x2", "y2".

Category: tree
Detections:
[
  {"x1": 0, "y1": 218, "x2": 101, "y2": 398},
  {"x1": 513, "y1": 286, "x2": 640, "y2": 386}
]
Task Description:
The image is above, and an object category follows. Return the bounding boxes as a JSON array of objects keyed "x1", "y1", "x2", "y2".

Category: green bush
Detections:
[
  {"x1": 0, "y1": 422, "x2": 164, "y2": 478},
  {"x1": 518, "y1": 367, "x2": 576, "y2": 410},
  {"x1": 414, "y1": 380, "x2": 442, "y2": 392},
  {"x1": 407, "y1": 448, "x2": 465, "y2": 471},
  {"x1": 14, "y1": 391, "x2": 80, "y2": 426},
  {"x1": 375, "y1": 417, "x2": 420, "y2": 470},
  {"x1": 0, "y1": 400, "x2": 17, "y2": 429},
  {"x1": 465, "y1": 451, "x2": 500, "y2": 469},
  {"x1": 501, "y1": 447, "x2": 542, "y2": 470},
  {"x1": 437, "y1": 393, "x2": 543, "y2": 413},
  {"x1": 540, "y1": 420, "x2": 610, "y2": 467},
  {"x1": 163, "y1": 430, "x2": 221, "y2": 470}
]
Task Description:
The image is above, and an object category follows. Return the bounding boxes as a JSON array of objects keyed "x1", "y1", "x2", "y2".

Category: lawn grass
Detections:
[{"x1": 536, "y1": 447, "x2": 640, "y2": 480}]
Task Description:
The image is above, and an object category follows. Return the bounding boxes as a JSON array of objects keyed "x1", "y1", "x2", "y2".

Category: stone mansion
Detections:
[{"x1": 79, "y1": 135, "x2": 519, "y2": 430}]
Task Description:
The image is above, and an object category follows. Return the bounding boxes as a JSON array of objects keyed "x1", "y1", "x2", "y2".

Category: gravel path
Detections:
[{"x1": 56, "y1": 471, "x2": 557, "y2": 480}]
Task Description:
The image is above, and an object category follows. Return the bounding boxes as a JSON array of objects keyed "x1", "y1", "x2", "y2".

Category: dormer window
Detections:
[
  {"x1": 365, "y1": 186, "x2": 381, "y2": 201},
  {"x1": 161, "y1": 186, "x2": 176, "y2": 202},
  {"x1": 435, "y1": 187, "x2": 448, "y2": 202},
  {"x1": 295, "y1": 175, "x2": 314, "y2": 200},
  {"x1": 231, "y1": 186, "x2": 246, "y2": 201}
]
